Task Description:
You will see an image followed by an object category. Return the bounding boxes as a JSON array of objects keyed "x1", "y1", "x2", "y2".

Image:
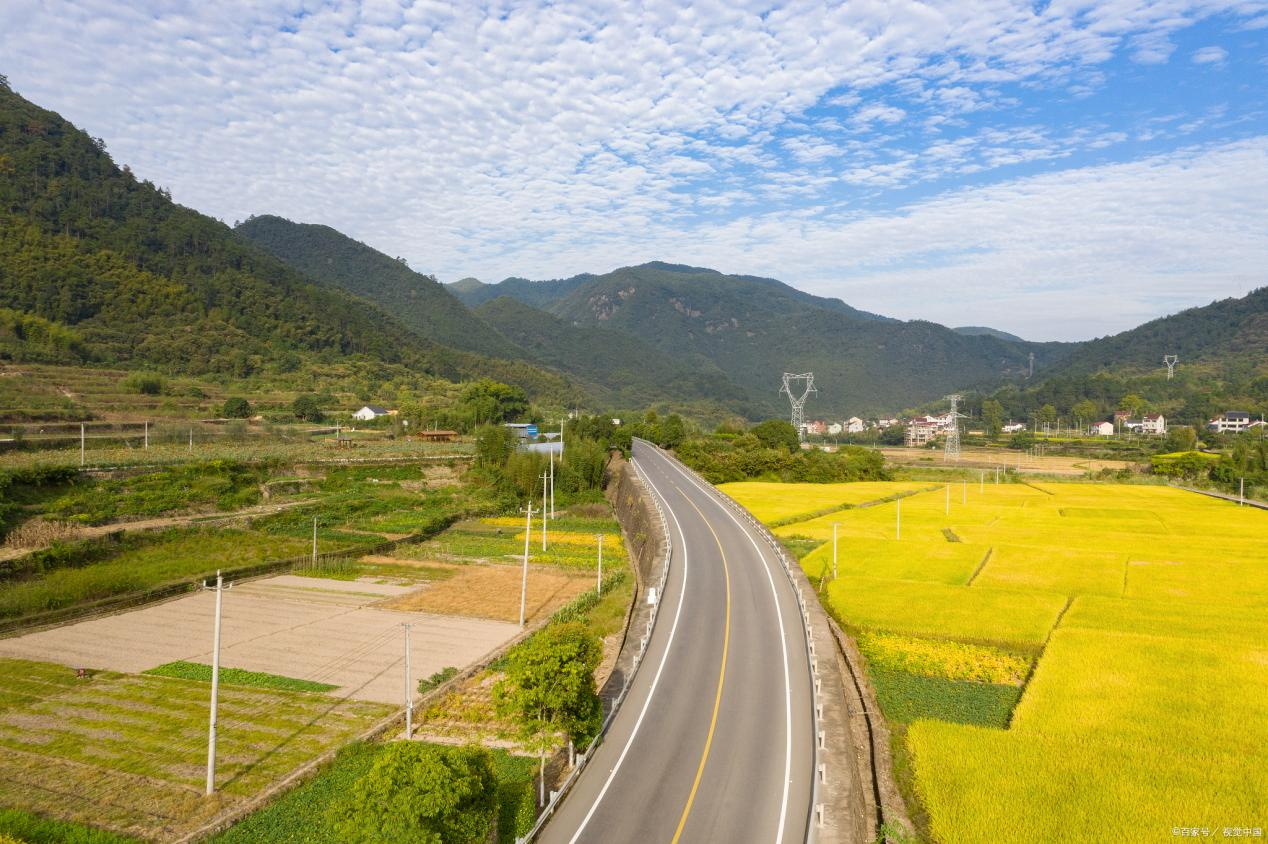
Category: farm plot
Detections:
[
  {"x1": 0, "y1": 574, "x2": 521, "y2": 704},
  {"x1": 718, "y1": 480, "x2": 931, "y2": 524},
  {"x1": 755, "y1": 480, "x2": 1268, "y2": 842},
  {"x1": 0, "y1": 657, "x2": 391, "y2": 841}
]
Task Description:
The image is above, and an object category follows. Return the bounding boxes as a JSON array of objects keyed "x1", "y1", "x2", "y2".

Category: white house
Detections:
[
  {"x1": 877, "y1": 418, "x2": 899, "y2": 429},
  {"x1": 1140, "y1": 413, "x2": 1166, "y2": 435},
  {"x1": 826, "y1": 422, "x2": 843, "y2": 436},
  {"x1": 1208, "y1": 411, "x2": 1252, "y2": 433},
  {"x1": 1090, "y1": 421, "x2": 1115, "y2": 437},
  {"x1": 1002, "y1": 422, "x2": 1027, "y2": 434},
  {"x1": 845, "y1": 416, "x2": 865, "y2": 434},
  {"x1": 353, "y1": 405, "x2": 390, "y2": 421}
]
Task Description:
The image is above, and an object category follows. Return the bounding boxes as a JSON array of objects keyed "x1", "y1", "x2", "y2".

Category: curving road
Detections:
[{"x1": 539, "y1": 441, "x2": 815, "y2": 843}]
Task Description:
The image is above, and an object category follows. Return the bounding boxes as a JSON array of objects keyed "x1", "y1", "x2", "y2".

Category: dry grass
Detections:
[
  {"x1": 382, "y1": 564, "x2": 592, "y2": 625},
  {"x1": 2, "y1": 518, "x2": 86, "y2": 549}
]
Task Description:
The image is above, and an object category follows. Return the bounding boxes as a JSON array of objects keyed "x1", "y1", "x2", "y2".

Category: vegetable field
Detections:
[{"x1": 740, "y1": 480, "x2": 1267, "y2": 842}]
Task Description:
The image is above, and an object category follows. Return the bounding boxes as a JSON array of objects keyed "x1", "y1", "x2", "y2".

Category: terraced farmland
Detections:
[{"x1": 732, "y1": 480, "x2": 1268, "y2": 843}]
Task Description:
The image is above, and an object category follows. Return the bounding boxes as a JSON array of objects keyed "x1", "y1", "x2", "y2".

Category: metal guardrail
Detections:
[
  {"x1": 518, "y1": 446, "x2": 674, "y2": 842},
  {"x1": 667, "y1": 452, "x2": 823, "y2": 843}
]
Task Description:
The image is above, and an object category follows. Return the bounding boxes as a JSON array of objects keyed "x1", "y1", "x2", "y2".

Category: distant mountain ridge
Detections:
[{"x1": 954, "y1": 325, "x2": 1026, "y2": 343}]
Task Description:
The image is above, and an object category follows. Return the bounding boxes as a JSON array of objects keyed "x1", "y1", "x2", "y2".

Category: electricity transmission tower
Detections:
[
  {"x1": 943, "y1": 394, "x2": 965, "y2": 462},
  {"x1": 1164, "y1": 354, "x2": 1178, "y2": 379},
  {"x1": 780, "y1": 372, "x2": 817, "y2": 441}
]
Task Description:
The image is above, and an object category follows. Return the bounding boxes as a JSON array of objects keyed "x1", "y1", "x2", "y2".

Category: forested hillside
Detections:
[
  {"x1": 473, "y1": 263, "x2": 1071, "y2": 416},
  {"x1": 473, "y1": 296, "x2": 750, "y2": 415},
  {"x1": 236, "y1": 215, "x2": 521, "y2": 359},
  {"x1": 0, "y1": 82, "x2": 567, "y2": 398}
]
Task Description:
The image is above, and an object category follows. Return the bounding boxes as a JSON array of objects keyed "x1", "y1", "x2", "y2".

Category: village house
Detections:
[
  {"x1": 352, "y1": 404, "x2": 391, "y2": 421},
  {"x1": 1208, "y1": 411, "x2": 1252, "y2": 433},
  {"x1": 1090, "y1": 421, "x2": 1115, "y2": 436}
]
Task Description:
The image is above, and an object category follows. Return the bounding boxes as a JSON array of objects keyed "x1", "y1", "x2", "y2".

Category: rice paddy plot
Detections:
[
  {"x1": 719, "y1": 480, "x2": 932, "y2": 524},
  {"x1": 744, "y1": 479, "x2": 1268, "y2": 843}
]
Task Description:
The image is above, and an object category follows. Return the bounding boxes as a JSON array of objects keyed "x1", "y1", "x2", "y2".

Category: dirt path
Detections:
[{"x1": 0, "y1": 500, "x2": 311, "y2": 562}]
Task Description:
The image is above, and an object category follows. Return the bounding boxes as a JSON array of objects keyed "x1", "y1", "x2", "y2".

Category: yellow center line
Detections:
[{"x1": 671, "y1": 486, "x2": 731, "y2": 844}]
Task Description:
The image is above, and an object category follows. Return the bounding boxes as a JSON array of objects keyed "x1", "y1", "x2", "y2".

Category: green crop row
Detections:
[{"x1": 143, "y1": 661, "x2": 338, "y2": 694}]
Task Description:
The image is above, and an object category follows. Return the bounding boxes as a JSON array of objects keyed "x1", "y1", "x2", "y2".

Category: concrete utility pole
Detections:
[
  {"x1": 1240, "y1": 477, "x2": 1245, "y2": 506},
  {"x1": 962, "y1": 479, "x2": 967, "y2": 505},
  {"x1": 832, "y1": 522, "x2": 839, "y2": 579},
  {"x1": 204, "y1": 570, "x2": 230, "y2": 795},
  {"x1": 80, "y1": 423, "x2": 85, "y2": 467},
  {"x1": 312, "y1": 517, "x2": 318, "y2": 565},
  {"x1": 402, "y1": 623, "x2": 413, "y2": 739},
  {"x1": 596, "y1": 534, "x2": 604, "y2": 593},
  {"x1": 189, "y1": 428, "x2": 193, "y2": 454},
  {"x1": 549, "y1": 452, "x2": 556, "y2": 520},
  {"x1": 144, "y1": 420, "x2": 149, "y2": 450},
  {"x1": 520, "y1": 503, "x2": 533, "y2": 627},
  {"x1": 541, "y1": 471, "x2": 548, "y2": 552}
]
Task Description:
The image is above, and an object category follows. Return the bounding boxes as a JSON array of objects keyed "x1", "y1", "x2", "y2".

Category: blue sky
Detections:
[{"x1": 2, "y1": 1, "x2": 1267, "y2": 340}]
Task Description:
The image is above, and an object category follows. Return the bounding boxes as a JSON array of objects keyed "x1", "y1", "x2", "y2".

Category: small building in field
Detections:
[
  {"x1": 1140, "y1": 413, "x2": 1167, "y2": 435},
  {"x1": 845, "y1": 416, "x2": 865, "y2": 434},
  {"x1": 415, "y1": 430, "x2": 457, "y2": 443},
  {"x1": 806, "y1": 420, "x2": 827, "y2": 436},
  {"x1": 1002, "y1": 422, "x2": 1027, "y2": 434},
  {"x1": 353, "y1": 405, "x2": 391, "y2": 421},
  {"x1": 1090, "y1": 421, "x2": 1115, "y2": 436}
]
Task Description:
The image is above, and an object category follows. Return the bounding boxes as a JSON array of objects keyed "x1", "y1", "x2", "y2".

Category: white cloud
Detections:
[
  {"x1": 0, "y1": 0, "x2": 1264, "y2": 342},
  {"x1": 1192, "y1": 45, "x2": 1229, "y2": 63}
]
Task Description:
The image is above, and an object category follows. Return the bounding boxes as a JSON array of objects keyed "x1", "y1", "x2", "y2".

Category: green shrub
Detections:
[
  {"x1": 328, "y1": 743, "x2": 497, "y2": 844},
  {"x1": 120, "y1": 371, "x2": 165, "y2": 395},
  {"x1": 222, "y1": 396, "x2": 252, "y2": 418}
]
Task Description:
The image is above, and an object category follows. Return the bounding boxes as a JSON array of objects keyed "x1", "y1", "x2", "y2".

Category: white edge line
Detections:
[
  {"x1": 566, "y1": 449, "x2": 691, "y2": 844},
  {"x1": 656, "y1": 450, "x2": 796, "y2": 844}
]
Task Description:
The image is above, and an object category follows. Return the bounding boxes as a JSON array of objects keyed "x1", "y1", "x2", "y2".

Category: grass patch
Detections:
[
  {"x1": 869, "y1": 666, "x2": 1021, "y2": 728},
  {"x1": 43, "y1": 461, "x2": 265, "y2": 525},
  {"x1": 143, "y1": 661, "x2": 338, "y2": 694},
  {"x1": 417, "y1": 666, "x2": 459, "y2": 695},
  {"x1": 0, "y1": 807, "x2": 139, "y2": 844}
]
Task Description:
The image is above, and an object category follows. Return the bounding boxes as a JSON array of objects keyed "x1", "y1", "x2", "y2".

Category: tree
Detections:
[
  {"x1": 1162, "y1": 425, "x2": 1197, "y2": 453},
  {"x1": 659, "y1": 414, "x2": 686, "y2": 449},
  {"x1": 495, "y1": 622, "x2": 602, "y2": 806},
  {"x1": 292, "y1": 394, "x2": 323, "y2": 422},
  {"x1": 1120, "y1": 393, "x2": 1148, "y2": 417},
  {"x1": 750, "y1": 419, "x2": 799, "y2": 453},
  {"x1": 981, "y1": 399, "x2": 1005, "y2": 439},
  {"x1": 1072, "y1": 399, "x2": 1098, "y2": 431},
  {"x1": 221, "y1": 396, "x2": 251, "y2": 418},
  {"x1": 1037, "y1": 404, "x2": 1057, "y2": 429},
  {"x1": 460, "y1": 379, "x2": 528, "y2": 426},
  {"x1": 474, "y1": 424, "x2": 516, "y2": 469},
  {"x1": 329, "y1": 743, "x2": 497, "y2": 844}
]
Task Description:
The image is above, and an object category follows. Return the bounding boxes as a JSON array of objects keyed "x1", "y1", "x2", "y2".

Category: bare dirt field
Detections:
[
  {"x1": 880, "y1": 447, "x2": 1134, "y2": 476},
  {"x1": 0, "y1": 574, "x2": 521, "y2": 704},
  {"x1": 381, "y1": 563, "x2": 593, "y2": 624}
]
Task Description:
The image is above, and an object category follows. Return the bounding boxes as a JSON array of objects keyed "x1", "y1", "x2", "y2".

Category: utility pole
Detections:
[
  {"x1": 541, "y1": 471, "x2": 548, "y2": 552},
  {"x1": 189, "y1": 428, "x2": 193, "y2": 454},
  {"x1": 402, "y1": 623, "x2": 413, "y2": 739},
  {"x1": 80, "y1": 422, "x2": 85, "y2": 467},
  {"x1": 596, "y1": 534, "x2": 603, "y2": 593},
  {"x1": 962, "y1": 479, "x2": 967, "y2": 505},
  {"x1": 549, "y1": 452, "x2": 556, "y2": 519},
  {"x1": 980, "y1": 470, "x2": 985, "y2": 494},
  {"x1": 312, "y1": 517, "x2": 318, "y2": 565},
  {"x1": 203, "y1": 570, "x2": 230, "y2": 795},
  {"x1": 1240, "y1": 477, "x2": 1245, "y2": 506},
  {"x1": 144, "y1": 420, "x2": 149, "y2": 450},
  {"x1": 520, "y1": 503, "x2": 533, "y2": 627},
  {"x1": 832, "y1": 522, "x2": 839, "y2": 579}
]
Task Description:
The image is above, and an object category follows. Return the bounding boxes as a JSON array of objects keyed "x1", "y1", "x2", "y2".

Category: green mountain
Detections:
[
  {"x1": 468, "y1": 263, "x2": 1071, "y2": 416},
  {"x1": 0, "y1": 82, "x2": 566, "y2": 397},
  {"x1": 447, "y1": 274, "x2": 595, "y2": 309},
  {"x1": 1042, "y1": 287, "x2": 1268, "y2": 377},
  {"x1": 954, "y1": 325, "x2": 1026, "y2": 343},
  {"x1": 235, "y1": 215, "x2": 521, "y2": 359},
  {"x1": 473, "y1": 296, "x2": 749, "y2": 414}
]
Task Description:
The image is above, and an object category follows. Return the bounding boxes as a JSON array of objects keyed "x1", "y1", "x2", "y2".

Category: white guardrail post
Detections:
[{"x1": 519, "y1": 441, "x2": 674, "y2": 841}]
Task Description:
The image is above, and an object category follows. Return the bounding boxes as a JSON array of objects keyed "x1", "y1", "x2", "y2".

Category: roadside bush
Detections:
[{"x1": 328, "y1": 743, "x2": 497, "y2": 844}]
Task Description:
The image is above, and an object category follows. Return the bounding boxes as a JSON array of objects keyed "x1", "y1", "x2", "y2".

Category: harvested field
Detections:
[
  {"x1": 0, "y1": 574, "x2": 521, "y2": 704},
  {"x1": 381, "y1": 564, "x2": 593, "y2": 624},
  {"x1": 879, "y1": 446, "x2": 1132, "y2": 476}
]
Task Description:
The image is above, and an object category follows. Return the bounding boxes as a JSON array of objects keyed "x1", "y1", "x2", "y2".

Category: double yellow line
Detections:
[{"x1": 671, "y1": 487, "x2": 732, "y2": 843}]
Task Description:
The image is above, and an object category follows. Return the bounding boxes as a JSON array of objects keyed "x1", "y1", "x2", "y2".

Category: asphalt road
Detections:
[{"x1": 539, "y1": 441, "x2": 815, "y2": 843}]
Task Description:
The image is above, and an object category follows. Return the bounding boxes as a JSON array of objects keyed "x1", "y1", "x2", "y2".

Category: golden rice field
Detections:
[
  {"x1": 734, "y1": 480, "x2": 1268, "y2": 843},
  {"x1": 718, "y1": 480, "x2": 933, "y2": 525}
]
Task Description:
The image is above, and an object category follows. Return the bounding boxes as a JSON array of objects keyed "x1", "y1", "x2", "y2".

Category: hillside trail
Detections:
[{"x1": 0, "y1": 499, "x2": 310, "y2": 562}]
